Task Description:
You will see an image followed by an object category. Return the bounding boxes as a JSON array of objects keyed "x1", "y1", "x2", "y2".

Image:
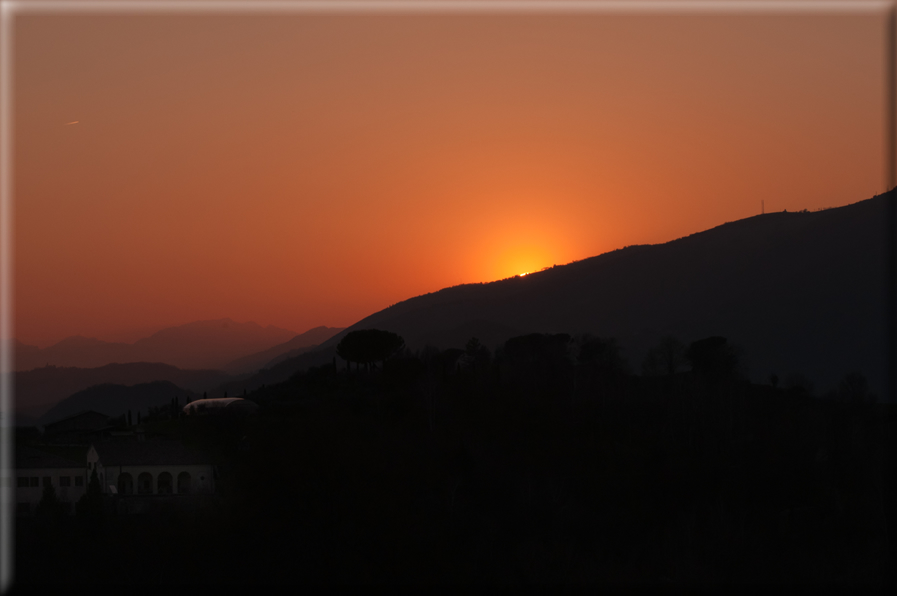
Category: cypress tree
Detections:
[
  {"x1": 36, "y1": 479, "x2": 62, "y2": 521},
  {"x1": 76, "y1": 468, "x2": 104, "y2": 533}
]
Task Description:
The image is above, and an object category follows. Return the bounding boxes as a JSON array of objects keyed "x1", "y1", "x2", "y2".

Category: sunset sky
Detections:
[{"x1": 12, "y1": 5, "x2": 887, "y2": 347}]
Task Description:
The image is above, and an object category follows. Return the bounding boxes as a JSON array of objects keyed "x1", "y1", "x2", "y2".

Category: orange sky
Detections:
[{"x1": 12, "y1": 9, "x2": 886, "y2": 347}]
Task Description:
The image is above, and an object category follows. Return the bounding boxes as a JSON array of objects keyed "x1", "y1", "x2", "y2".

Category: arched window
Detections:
[
  {"x1": 137, "y1": 472, "x2": 153, "y2": 494},
  {"x1": 118, "y1": 473, "x2": 134, "y2": 495},
  {"x1": 157, "y1": 472, "x2": 173, "y2": 494},
  {"x1": 177, "y1": 472, "x2": 191, "y2": 494}
]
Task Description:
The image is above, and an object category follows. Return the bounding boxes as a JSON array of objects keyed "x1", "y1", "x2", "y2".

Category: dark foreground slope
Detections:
[
  {"x1": 15, "y1": 356, "x2": 891, "y2": 588},
  {"x1": 321, "y1": 195, "x2": 890, "y2": 397}
]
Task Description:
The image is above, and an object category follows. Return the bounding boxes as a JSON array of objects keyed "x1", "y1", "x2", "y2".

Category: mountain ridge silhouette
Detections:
[
  {"x1": 223, "y1": 326, "x2": 345, "y2": 374},
  {"x1": 14, "y1": 318, "x2": 299, "y2": 372},
  {"x1": 316, "y1": 194, "x2": 889, "y2": 397}
]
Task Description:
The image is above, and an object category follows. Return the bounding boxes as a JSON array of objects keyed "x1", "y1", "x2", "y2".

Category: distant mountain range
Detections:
[
  {"x1": 15, "y1": 319, "x2": 299, "y2": 372},
  {"x1": 14, "y1": 195, "x2": 891, "y2": 420},
  {"x1": 315, "y1": 194, "x2": 890, "y2": 398},
  {"x1": 39, "y1": 381, "x2": 201, "y2": 425},
  {"x1": 12, "y1": 323, "x2": 344, "y2": 424}
]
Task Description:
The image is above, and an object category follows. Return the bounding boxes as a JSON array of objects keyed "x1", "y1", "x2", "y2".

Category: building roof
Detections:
[
  {"x1": 92, "y1": 439, "x2": 211, "y2": 466},
  {"x1": 183, "y1": 398, "x2": 258, "y2": 415},
  {"x1": 187, "y1": 397, "x2": 243, "y2": 407},
  {"x1": 16, "y1": 445, "x2": 85, "y2": 470}
]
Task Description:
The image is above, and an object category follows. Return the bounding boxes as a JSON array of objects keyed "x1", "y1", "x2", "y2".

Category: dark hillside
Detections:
[
  {"x1": 320, "y1": 195, "x2": 889, "y2": 397},
  {"x1": 208, "y1": 346, "x2": 337, "y2": 399},
  {"x1": 16, "y1": 337, "x2": 890, "y2": 587},
  {"x1": 39, "y1": 381, "x2": 200, "y2": 424},
  {"x1": 14, "y1": 362, "x2": 231, "y2": 422}
]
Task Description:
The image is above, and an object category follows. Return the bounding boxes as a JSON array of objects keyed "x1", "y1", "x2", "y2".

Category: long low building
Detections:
[
  {"x1": 16, "y1": 446, "x2": 87, "y2": 515},
  {"x1": 88, "y1": 440, "x2": 215, "y2": 497}
]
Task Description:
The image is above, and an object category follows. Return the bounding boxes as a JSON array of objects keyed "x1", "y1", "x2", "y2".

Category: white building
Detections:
[
  {"x1": 88, "y1": 440, "x2": 215, "y2": 497},
  {"x1": 182, "y1": 397, "x2": 258, "y2": 416},
  {"x1": 16, "y1": 446, "x2": 87, "y2": 515}
]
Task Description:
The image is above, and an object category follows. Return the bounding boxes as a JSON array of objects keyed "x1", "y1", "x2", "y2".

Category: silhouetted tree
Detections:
[
  {"x1": 419, "y1": 345, "x2": 442, "y2": 430},
  {"x1": 505, "y1": 333, "x2": 572, "y2": 367},
  {"x1": 503, "y1": 333, "x2": 573, "y2": 401},
  {"x1": 686, "y1": 336, "x2": 738, "y2": 381},
  {"x1": 463, "y1": 337, "x2": 491, "y2": 374},
  {"x1": 441, "y1": 348, "x2": 465, "y2": 378},
  {"x1": 419, "y1": 345, "x2": 441, "y2": 370},
  {"x1": 337, "y1": 329, "x2": 405, "y2": 372},
  {"x1": 36, "y1": 480, "x2": 63, "y2": 522},
  {"x1": 785, "y1": 372, "x2": 815, "y2": 396},
  {"x1": 839, "y1": 371, "x2": 870, "y2": 404},
  {"x1": 642, "y1": 336, "x2": 686, "y2": 377},
  {"x1": 571, "y1": 335, "x2": 629, "y2": 403},
  {"x1": 576, "y1": 335, "x2": 627, "y2": 374},
  {"x1": 76, "y1": 469, "x2": 104, "y2": 533}
]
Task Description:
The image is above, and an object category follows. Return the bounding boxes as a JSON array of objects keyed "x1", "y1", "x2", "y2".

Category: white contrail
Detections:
[{"x1": 64, "y1": 121, "x2": 79, "y2": 125}]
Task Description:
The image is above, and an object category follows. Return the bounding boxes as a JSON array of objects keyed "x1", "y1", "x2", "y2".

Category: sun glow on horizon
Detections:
[
  {"x1": 14, "y1": 15, "x2": 880, "y2": 346},
  {"x1": 480, "y1": 229, "x2": 567, "y2": 284}
]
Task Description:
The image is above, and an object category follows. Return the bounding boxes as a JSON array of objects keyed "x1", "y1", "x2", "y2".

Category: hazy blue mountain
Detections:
[
  {"x1": 317, "y1": 194, "x2": 890, "y2": 398},
  {"x1": 14, "y1": 362, "x2": 234, "y2": 422},
  {"x1": 13, "y1": 339, "x2": 42, "y2": 370},
  {"x1": 129, "y1": 319, "x2": 296, "y2": 370},
  {"x1": 18, "y1": 336, "x2": 134, "y2": 371},
  {"x1": 14, "y1": 318, "x2": 297, "y2": 372},
  {"x1": 224, "y1": 326, "x2": 345, "y2": 374},
  {"x1": 39, "y1": 381, "x2": 200, "y2": 425}
]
